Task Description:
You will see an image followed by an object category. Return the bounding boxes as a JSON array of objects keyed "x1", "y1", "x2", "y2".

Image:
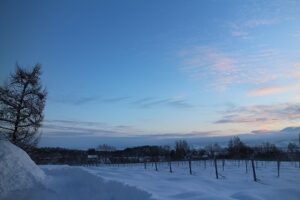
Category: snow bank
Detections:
[{"x1": 0, "y1": 140, "x2": 45, "y2": 198}]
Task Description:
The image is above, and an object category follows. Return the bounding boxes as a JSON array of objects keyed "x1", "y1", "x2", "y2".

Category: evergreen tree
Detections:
[{"x1": 0, "y1": 64, "x2": 47, "y2": 148}]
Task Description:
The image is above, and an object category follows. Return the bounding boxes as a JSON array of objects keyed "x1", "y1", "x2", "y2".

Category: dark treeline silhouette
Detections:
[
  {"x1": 29, "y1": 137, "x2": 300, "y2": 165},
  {"x1": 29, "y1": 147, "x2": 86, "y2": 165}
]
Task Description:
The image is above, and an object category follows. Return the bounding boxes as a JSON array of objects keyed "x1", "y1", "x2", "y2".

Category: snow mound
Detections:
[
  {"x1": 4, "y1": 166, "x2": 155, "y2": 200},
  {"x1": 0, "y1": 140, "x2": 45, "y2": 198}
]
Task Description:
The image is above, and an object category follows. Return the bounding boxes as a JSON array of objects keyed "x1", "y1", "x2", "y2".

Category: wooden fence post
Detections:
[
  {"x1": 255, "y1": 160, "x2": 258, "y2": 169},
  {"x1": 251, "y1": 159, "x2": 257, "y2": 182},
  {"x1": 277, "y1": 159, "x2": 280, "y2": 177},
  {"x1": 214, "y1": 156, "x2": 219, "y2": 179},
  {"x1": 169, "y1": 161, "x2": 173, "y2": 173},
  {"x1": 188, "y1": 159, "x2": 192, "y2": 175},
  {"x1": 222, "y1": 159, "x2": 225, "y2": 171}
]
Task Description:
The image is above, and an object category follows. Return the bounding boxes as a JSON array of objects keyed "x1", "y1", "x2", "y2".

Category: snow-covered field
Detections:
[
  {"x1": 84, "y1": 161, "x2": 300, "y2": 200},
  {"x1": 1, "y1": 141, "x2": 300, "y2": 200},
  {"x1": 0, "y1": 141, "x2": 154, "y2": 200}
]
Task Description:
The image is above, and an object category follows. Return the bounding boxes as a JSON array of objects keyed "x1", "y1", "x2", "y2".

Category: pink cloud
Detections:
[
  {"x1": 248, "y1": 80, "x2": 300, "y2": 97},
  {"x1": 180, "y1": 46, "x2": 239, "y2": 90},
  {"x1": 180, "y1": 46, "x2": 285, "y2": 90},
  {"x1": 248, "y1": 86, "x2": 288, "y2": 97},
  {"x1": 215, "y1": 103, "x2": 300, "y2": 126},
  {"x1": 206, "y1": 51, "x2": 236, "y2": 72}
]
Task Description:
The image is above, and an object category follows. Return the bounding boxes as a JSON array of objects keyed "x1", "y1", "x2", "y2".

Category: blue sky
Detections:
[{"x1": 1, "y1": 0, "x2": 300, "y2": 147}]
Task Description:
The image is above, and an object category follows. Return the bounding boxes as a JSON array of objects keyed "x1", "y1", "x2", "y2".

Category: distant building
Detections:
[
  {"x1": 87, "y1": 155, "x2": 98, "y2": 160},
  {"x1": 87, "y1": 148, "x2": 98, "y2": 165}
]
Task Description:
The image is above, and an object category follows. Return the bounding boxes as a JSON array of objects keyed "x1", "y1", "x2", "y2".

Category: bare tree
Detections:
[
  {"x1": 97, "y1": 144, "x2": 116, "y2": 152},
  {"x1": 175, "y1": 140, "x2": 189, "y2": 160},
  {"x1": 0, "y1": 64, "x2": 47, "y2": 148},
  {"x1": 97, "y1": 144, "x2": 116, "y2": 164},
  {"x1": 205, "y1": 143, "x2": 221, "y2": 158}
]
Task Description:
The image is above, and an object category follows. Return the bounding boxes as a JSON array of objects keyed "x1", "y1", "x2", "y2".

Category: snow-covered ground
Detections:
[
  {"x1": 0, "y1": 141, "x2": 154, "y2": 200},
  {"x1": 1, "y1": 141, "x2": 300, "y2": 200},
  {"x1": 3, "y1": 165, "x2": 154, "y2": 200},
  {"x1": 84, "y1": 161, "x2": 300, "y2": 200}
]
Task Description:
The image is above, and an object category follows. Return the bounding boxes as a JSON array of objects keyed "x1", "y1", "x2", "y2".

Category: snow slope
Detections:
[{"x1": 0, "y1": 140, "x2": 45, "y2": 198}]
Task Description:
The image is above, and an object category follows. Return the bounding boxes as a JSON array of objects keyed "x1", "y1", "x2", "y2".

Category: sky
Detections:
[{"x1": 1, "y1": 0, "x2": 300, "y2": 148}]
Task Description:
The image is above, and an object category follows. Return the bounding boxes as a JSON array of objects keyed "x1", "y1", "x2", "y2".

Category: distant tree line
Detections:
[{"x1": 29, "y1": 137, "x2": 300, "y2": 165}]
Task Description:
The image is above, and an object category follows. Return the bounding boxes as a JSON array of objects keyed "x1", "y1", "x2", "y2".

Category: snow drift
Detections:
[
  {"x1": 0, "y1": 140, "x2": 155, "y2": 200},
  {"x1": 0, "y1": 140, "x2": 45, "y2": 198}
]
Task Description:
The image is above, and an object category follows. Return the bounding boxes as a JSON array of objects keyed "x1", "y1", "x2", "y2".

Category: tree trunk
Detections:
[{"x1": 12, "y1": 82, "x2": 28, "y2": 142}]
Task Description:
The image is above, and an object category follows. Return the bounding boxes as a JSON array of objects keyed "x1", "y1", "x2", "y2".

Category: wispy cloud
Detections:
[
  {"x1": 142, "y1": 130, "x2": 223, "y2": 139},
  {"x1": 247, "y1": 77, "x2": 300, "y2": 97},
  {"x1": 44, "y1": 119, "x2": 106, "y2": 127},
  {"x1": 50, "y1": 95, "x2": 130, "y2": 105},
  {"x1": 133, "y1": 96, "x2": 194, "y2": 109},
  {"x1": 292, "y1": 30, "x2": 300, "y2": 40},
  {"x1": 51, "y1": 95, "x2": 99, "y2": 105},
  {"x1": 244, "y1": 19, "x2": 277, "y2": 28},
  {"x1": 229, "y1": 18, "x2": 278, "y2": 38},
  {"x1": 180, "y1": 45, "x2": 284, "y2": 90},
  {"x1": 101, "y1": 96, "x2": 130, "y2": 103},
  {"x1": 215, "y1": 103, "x2": 300, "y2": 125},
  {"x1": 43, "y1": 119, "x2": 144, "y2": 137},
  {"x1": 230, "y1": 30, "x2": 248, "y2": 38},
  {"x1": 290, "y1": 62, "x2": 300, "y2": 78},
  {"x1": 248, "y1": 86, "x2": 289, "y2": 97},
  {"x1": 43, "y1": 119, "x2": 224, "y2": 139},
  {"x1": 180, "y1": 46, "x2": 238, "y2": 90},
  {"x1": 51, "y1": 94, "x2": 194, "y2": 110}
]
